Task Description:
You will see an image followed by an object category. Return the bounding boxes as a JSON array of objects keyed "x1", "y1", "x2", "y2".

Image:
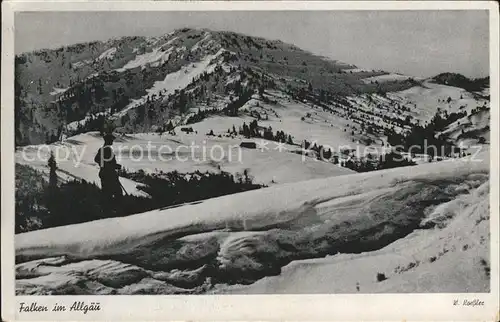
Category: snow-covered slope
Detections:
[
  {"x1": 361, "y1": 73, "x2": 419, "y2": 84},
  {"x1": 189, "y1": 92, "x2": 365, "y2": 149},
  {"x1": 15, "y1": 131, "x2": 354, "y2": 188},
  {"x1": 217, "y1": 178, "x2": 490, "y2": 293},
  {"x1": 15, "y1": 135, "x2": 150, "y2": 198},
  {"x1": 441, "y1": 109, "x2": 490, "y2": 146},
  {"x1": 347, "y1": 80, "x2": 489, "y2": 127},
  {"x1": 15, "y1": 151, "x2": 490, "y2": 294},
  {"x1": 388, "y1": 80, "x2": 488, "y2": 123},
  {"x1": 15, "y1": 27, "x2": 489, "y2": 160},
  {"x1": 15, "y1": 27, "x2": 422, "y2": 146},
  {"x1": 114, "y1": 48, "x2": 227, "y2": 118}
]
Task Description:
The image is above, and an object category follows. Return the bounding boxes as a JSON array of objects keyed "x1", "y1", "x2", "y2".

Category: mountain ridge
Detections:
[
  {"x1": 14, "y1": 28, "x2": 404, "y2": 144},
  {"x1": 15, "y1": 28, "x2": 489, "y2": 150}
]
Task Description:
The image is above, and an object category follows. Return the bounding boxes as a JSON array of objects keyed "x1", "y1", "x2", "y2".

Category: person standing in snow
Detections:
[{"x1": 94, "y1": 133, "x2": 123, "y2": 205}]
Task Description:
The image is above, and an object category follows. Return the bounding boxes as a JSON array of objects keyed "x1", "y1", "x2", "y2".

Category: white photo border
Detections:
[{"x1": 2, "y1": 1, "x2": 499, "y2": 321}]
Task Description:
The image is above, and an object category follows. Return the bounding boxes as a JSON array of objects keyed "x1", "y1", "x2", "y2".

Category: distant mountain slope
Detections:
[
  {"x1": 15, "y1": 150, "x2": 490, "y2": 294},
  {"x1": 15, "y1": 28, "x2": 490, "y2": 154},
  {"x1": 431, "y1": 72, "x2": 489, "y2": 93}
]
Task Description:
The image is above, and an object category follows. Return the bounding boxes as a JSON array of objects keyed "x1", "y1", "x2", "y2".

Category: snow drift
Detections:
[{"x1": 15, "y1": 152, "x2": 490, "y2": 294}]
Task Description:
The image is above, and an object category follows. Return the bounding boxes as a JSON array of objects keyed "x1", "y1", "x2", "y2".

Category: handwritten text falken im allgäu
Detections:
[{"x1": 19, "y1": 301, "x2": 101, "y2": 314}]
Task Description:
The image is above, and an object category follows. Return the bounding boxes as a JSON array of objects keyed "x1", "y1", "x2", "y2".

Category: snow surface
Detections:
[
  {"x1": 161, "y1": 36, "x2": 179, "y2": 48},
  {"x1": 17, "y1": 153, "x2": 483, "y2": 256},
  {"x1": 71, "y1": 59, "x2": 92, "y2": 69},
  {"x1": 114, "y1": 49, "x2": 226, "y2": 118},
  {"x1": 97, "y1": 47, "x2": 117, "y2": 61},
  {"x1": 16, "y1": 151, "x2": 490, "y2": 294},
  {"x1": 347, "y1": 80, "x2": 489, "y2": 127},
  {"x1": 387, "y1": 80, "x2": 487, "y2": 122},
  {"x1": 49, "y1": 87, "x2": 69, "y2": 96},
  {"x1": 343, "y1": 68, "x2": 378, "y2": 73},
  {"x1": 191, "y1": 92, "x2": 368, "y2": 151},
  {"x1": 16, "y1": 131, "x2": 353, "y2": 188},
  {"x1": 441, "y1": 109, "x2": 490, "y2": 146},
  {"x1": 216, "y1": 176, "x2": 490, "y2": 293},
  {"x1": 191, "y1": 32, "x2": 212, "y2": 52},
  {"x1": 116, "y1": 47, "x2": 173, "y2": 72},
  {"x1": 115, "y1": 36, "x2": 179, "y2": 72},
  {"x1": 15, "y1": 135, "x2": 149, "y2": 198},
  {"x1": 361, "y1": 73, "x2": 417, "y2": 84},
  {"x1": 66, "y1": 112, "x2": 108, "y2": 131}
]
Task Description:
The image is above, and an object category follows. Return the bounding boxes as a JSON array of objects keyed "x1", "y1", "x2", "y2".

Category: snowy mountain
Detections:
[
  {"x1": 16, "y1": 28, "x2": 489, "y2": 149},
  {"x1": 15, "y1": 151, "x2": 490, "y2": 294}
]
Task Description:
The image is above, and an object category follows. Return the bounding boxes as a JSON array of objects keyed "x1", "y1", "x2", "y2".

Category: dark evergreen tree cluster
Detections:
[
  {"x1": 469, "y1": 104, "x2": 490, "y2": 115},
  {"x1": 186, "y1": 108, "x2": 219, "y2": 124},
  {"x1": 118, "y1": 168, "x2": 266, "y2": 209},
  {"x1": 240, "y1": 120, "x2": 260, "y2": 138},
  {"x1": 155, "y1": 121, "x2": 175, "y2": 134},
  {"x1": 263, "y1": 127, "x2": 293, "y2": 144},
  {"x1": 385, "y1": 110, "x2": 468, "y2": 157},
  {"x1": 377, "y1": 151, "x2": 417, "y2": 170},
  {"x1": 333, "y1": 151, "x2": 415, "y2": 173},
  {"x1": 302, "y1": 140, "x2": 333, "y2": 161},
  {"x1": 72, "y1": 114, "x2": 107, "y2": 135},
  {"x1": 298, "y1": 139, "x2": 416, "y2": 172},
  {"x1": 55, "y1": 77, "x2": 108, "y2": 123},
  {"x1": 224, "y1": 86, "x2": 254, "y2": 116}
]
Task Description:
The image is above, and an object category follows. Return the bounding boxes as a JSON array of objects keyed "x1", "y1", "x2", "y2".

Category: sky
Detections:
[{"x1": 15, "y1": 10, "x2": 489, "y2": 78}]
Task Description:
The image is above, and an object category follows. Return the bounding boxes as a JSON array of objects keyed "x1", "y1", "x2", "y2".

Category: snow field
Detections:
[
  {"x1": 116, "y1": 46, "x2": 173, "y2": 72},
  {"x1": 16, "y1": 151, "x2": 488, "y2": 263},
  {"x1": 113, "y1": 48, "x2": 226, "y2": 118},
  {"x1": 361, "y1": 73, "x2": 418, "y2": 84},
  {"x1": 15, "y1": 150, "x2": 490, "y2": 294},
  {"x1": 49, "y1": 87, "x2": 69, "y2": 96},
  {"x1": 219, "y1": 177, "x2": 490, "y2": 293},
  {"x1": 15, "y1": 134, "x2": 149, "y2": 198},
  {"x1": 97, "y1": 47, "x2": 117, "y2": 61}
]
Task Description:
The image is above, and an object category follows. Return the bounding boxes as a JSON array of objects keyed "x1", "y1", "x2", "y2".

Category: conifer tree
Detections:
[{"x1": 48, "y1": 152, "x2": 58, "y2": 190}]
